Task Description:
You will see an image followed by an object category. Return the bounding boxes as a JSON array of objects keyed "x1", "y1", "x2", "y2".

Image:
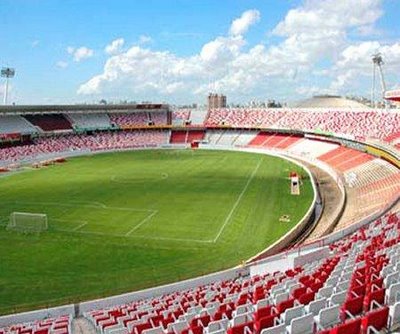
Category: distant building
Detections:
[{"x1": 208, "y1": 93, "x2": 227, "y2": 109}]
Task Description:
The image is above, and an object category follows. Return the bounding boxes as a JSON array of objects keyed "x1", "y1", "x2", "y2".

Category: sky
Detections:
[{"x1": 0, "y1": 0, "x2": 400, "y2": 105}]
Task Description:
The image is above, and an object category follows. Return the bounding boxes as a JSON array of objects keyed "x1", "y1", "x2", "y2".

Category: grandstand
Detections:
[
  {"x1": 0, "y1": 115, "x2": 38, "y2": 135},
  {"x1": 24, "y1": 114, "x2": 73, "y2": 132},
  {"x1": 205, "y1": 108, "x2": 400, "y2": 141},
  {"x1": 0, "y1": 104, "x2": 399, "y2": 334},
  {"x1": 67, "y1": 113, "x2": 113, "y2": 131}
]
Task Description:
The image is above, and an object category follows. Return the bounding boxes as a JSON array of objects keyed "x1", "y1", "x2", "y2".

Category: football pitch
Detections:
[{"x1": 0, "y1": 149, "x2": 313, "y2": 314}]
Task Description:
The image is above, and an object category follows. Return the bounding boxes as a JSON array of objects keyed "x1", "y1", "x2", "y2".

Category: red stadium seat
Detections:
[{"x1": 361, "y1": 306, "x2": 389, "y2": 334}]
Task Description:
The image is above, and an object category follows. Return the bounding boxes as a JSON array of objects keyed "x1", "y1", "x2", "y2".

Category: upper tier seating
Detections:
[
  {"x1": 0, "y1": 115, "x2": 38, "y2": 135},
  {"x1": 78, "y1": 211, "x2": 400, "y2": 334},
  {"x1": 109, "y1": 112, "x2": 169, "y2": 127},
  {"x1": 173, "y1": 110, "x2": 191, "y2": 121},
  {"x1": 24, "y1": 115, "x2": 72, "y2": 132},
  {"x1": 205, "y1": 109, "x2": 400, "y2": 142},
  {"x1": 172, "y1": 110, "x2": 191, "y2": 124},
  {"x1": 190, "y1": 109, "x2": 209, "y2": 125},
  {"x1": 150, "y1": 112, "x2": 168, "y2": 126},
  {"x1": 385, "y1": 131, "x2": 400, "y2": 143},
  {"x1": 205, "y1": 109, "x2": 286, "y2": 128},
  {"x1": 109, "y1": 112, "x2": 150, "y2": 127},
  {"x1": 67, "y1": 113, "x2": 112, "y2": 130}
]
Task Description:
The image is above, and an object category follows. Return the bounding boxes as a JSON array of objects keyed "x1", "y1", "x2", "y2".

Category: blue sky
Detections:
[{"x1": 0, "y1": 0, "x2": 399, "y2": 105}]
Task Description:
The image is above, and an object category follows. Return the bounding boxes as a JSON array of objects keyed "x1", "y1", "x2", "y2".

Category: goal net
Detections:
[{"x1": 7, "y1": 212, "x2": 48, "y2": 233}]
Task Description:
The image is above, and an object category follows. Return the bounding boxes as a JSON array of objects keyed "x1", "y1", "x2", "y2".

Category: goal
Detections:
[{"x1": 7, "y1": 212, "x2": 48, "y2": 233}]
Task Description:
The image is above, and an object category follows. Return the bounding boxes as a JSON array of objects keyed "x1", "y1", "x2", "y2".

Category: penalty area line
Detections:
[
  {"x1": 5, "y1": 200, "x2": 154, "y2": 212},
  {"x1": 72, "y1": 222, "x2": 88, "y2": 231},
  {"x1": 213, "y1": 158, "x2": 263, "y2": 243},
  {"x1": 52, "y1": 228, "x2": 211, "y2": 244},
  {"x1": 125, "y1": 210, "x2": 158, "y2": 236},
  {"x1": 52, "y1": 218, "x2": 88, "y2": 231}
]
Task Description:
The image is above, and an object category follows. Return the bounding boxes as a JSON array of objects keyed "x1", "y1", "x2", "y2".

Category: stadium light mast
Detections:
[
  {"x1": 1, "y1": 67, "x2": 15, "y2": 105},
  {"x1": 371, "y1": 53, "x2": 386, "y2": 108}
]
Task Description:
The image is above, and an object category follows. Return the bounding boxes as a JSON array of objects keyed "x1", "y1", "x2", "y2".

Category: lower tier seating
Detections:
[
  {"x1": 0, "y1": 315, "x2": 71, "y2": 334},
  {"x1": 79, "y1": 212, "x2": 400, "y2": 334},
  {"x1": 170, "y1": 131, "x2": 205, "y2": 144},
  {"x1": 0, "y1": 131, "x2": 169, "y2": 163}
]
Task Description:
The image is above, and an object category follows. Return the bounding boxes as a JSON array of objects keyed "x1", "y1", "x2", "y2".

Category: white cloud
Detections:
[
  {"x1": 271, "y1": 0, "x2": 383, "y2": 68},
  {"x1": 56, "y1": 61, "x2": 68, "y2": 69},
  {"x1": 138, "y1": 35, "x2": 153, "y2": 45},
  {"x1": 67, "y1": 46, "x2": 94, "y2": 62},
  {"x1": 31, "y1": 40, "x2": 40, "y2": 48},
  {"x1": 78, "y1": 46, "x2": 203, "y2": 96},
  {"x1": 105, "y1": 38, "x2": 125, "y2": 55},
  {"x1": 330, "y1": 41, "x2": 400, "y2": 91},
  {"x1": 200, "y1": 36, "x2": 245, "y2": 64},
  {"x1": 229, "y1": 9, "x2": 260, "y2": 36},
  {"x1": 78, "y1": 1, "x2": 398, "y2": 102}
]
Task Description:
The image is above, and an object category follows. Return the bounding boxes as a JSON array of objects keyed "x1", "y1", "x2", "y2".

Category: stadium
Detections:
[
  {"x1": 1, "y1": 1, "x2": 400, "y2": 334},
  {"x1": 0, "y1": 99, "x2": 398, "y2": 333}
]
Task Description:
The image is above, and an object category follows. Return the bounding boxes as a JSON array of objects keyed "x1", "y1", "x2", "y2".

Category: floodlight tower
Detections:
[
  {"x1": 371, "y1": 53, "x2": 386, "y2": 108},
  {"x1": 1, "y1": 67, "x2": 15, "y2": 105}
]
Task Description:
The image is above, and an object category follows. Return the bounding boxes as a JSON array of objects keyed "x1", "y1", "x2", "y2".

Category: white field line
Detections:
[
  {"x1": 52, "y1": 218, "x2": 88, "y2": 226},
  {"x1": 125, "y1": 210, "x2": 158, "y2": 236},
  {"x1": 5, "y1": 200, "x2": 206, "y2": 241},
  {"x1": 6, "y1": 200, "x2": 154, "y2": 213},
  {"x1": 52, "y1": 227, "x2": 211, "y2": 243},
  {"x1": 69, "y1": 201, "x2": 107, "y2": 208},
  {"x1": 52, "y1": 218, "x2": 88, "y2": 231},
  {"x1": 6, "y1": 200, "x2": 203, "y2": 241},
  {"x1": 72, "y1": 222, "x2": 88, "y2": 231},
  {"x1": 213, "y1": 158, "x2": 263, "y2": 243}
]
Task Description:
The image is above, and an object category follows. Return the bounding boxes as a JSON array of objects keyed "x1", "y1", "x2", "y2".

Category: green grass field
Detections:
[{"x1": 0, "y1": 149, "x2": 313, "y2": 314}]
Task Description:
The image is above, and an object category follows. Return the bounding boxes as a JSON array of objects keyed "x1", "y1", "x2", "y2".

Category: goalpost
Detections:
[{"x1": 7, "y1": 212, "x2": 48, "y2": 233}]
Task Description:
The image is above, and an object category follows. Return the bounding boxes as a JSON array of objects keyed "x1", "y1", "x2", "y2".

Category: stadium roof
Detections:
[
  {"x1": 294, "y1": 95, "x2": 369, "y2": 109},
  {"x1": 0, "y1": 103, "x2": 169, "y2": 115}
]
